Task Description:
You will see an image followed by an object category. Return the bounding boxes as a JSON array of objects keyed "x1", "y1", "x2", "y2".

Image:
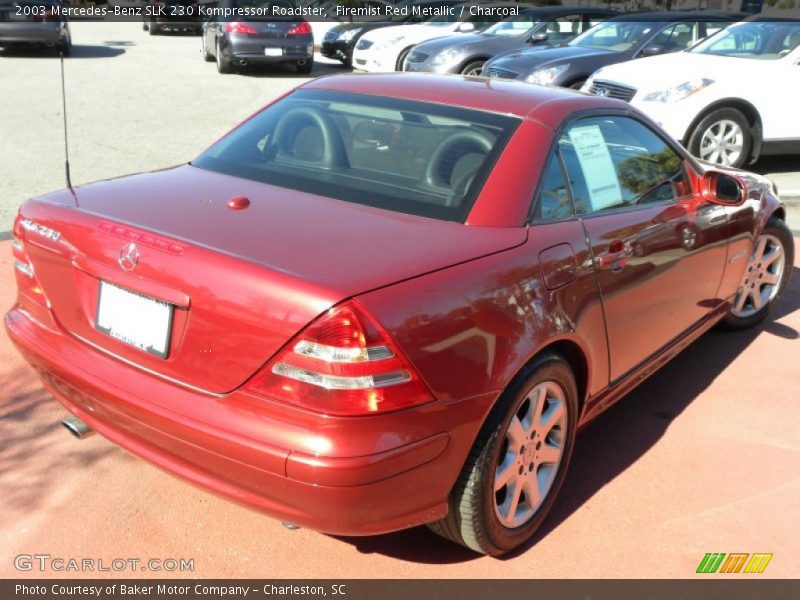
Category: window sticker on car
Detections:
[{"x1": 567, "y1": 125, "x2": 622, "y2": 211}]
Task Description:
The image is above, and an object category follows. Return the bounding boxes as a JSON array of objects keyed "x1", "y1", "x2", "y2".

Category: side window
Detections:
[
  {"x1": 531, "y1": 156, "x2": 574, "y2": 222},
  {"x1": 585, "y1": 14, "x2": 611, "y2": 32},
  {"x1": 705, "y1": 21, "x2": 733, "y2": 39},
  {"x1": 559, "y1": 116, "x2": 691, "y2": 216},
  {"x1": 646, "y1": 23, "x2": 696, "y2": 53},
  {"x1": 546, "y1": 15, "x2": 582, "y2": 42}
]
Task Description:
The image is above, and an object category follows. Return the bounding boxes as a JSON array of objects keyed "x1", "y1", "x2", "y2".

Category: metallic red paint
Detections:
[{"x1": 4, "y1": 74, "x2": 786, "y2": 537}]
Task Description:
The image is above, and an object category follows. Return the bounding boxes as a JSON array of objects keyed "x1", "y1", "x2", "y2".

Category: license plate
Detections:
[
  {"x1": 264, "y1": 47, "x2": 283, "y2": 56},
  {"x1": 96, "y1": 282, "x2": 173, "y2": 358}
]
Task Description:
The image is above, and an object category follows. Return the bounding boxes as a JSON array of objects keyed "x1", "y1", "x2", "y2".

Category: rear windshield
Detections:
[{"x1": 192, "y1": 90, "x2": 519, "y2": 222}]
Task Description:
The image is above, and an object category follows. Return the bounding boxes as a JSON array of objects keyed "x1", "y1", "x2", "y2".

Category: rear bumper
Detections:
[
  {"x1": 224, "y1": 36, "x2": 313, "y2": 64},
  {"x1": 4, "y1": 305, "x2": 481, "y2": 535},
  {"x1": 0, "y1": 24, "x2": 64, "y2": 45}
]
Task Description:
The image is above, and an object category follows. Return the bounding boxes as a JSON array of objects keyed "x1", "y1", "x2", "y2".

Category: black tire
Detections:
[
  {"x1": 396, "y1": 46, "x2": 413, "y2": 71},
  {"x1": 149, "y1": 22, "x2": 159, "y2": 36},
  {"x1": 428, "y1": 352, "x2": 579, "y2": 555},
  {"x1": 686, "y1": 107, "x2": 752, "y2": 168},
  {"x1": 296, "y1": 58, "x2": 314, "y2": 74},
  {"x1": 460, "y1": 60, "x2": 485, "y2": 76},
  {"x1": 202, "y1": 34, "x2": 214, "y2": 62},
  {"x1": 722, "y1": 217, "x2": 794, "y2": 330},
  {"x1": 216, "y1": 40, "x2": 233, "y2": 74}
]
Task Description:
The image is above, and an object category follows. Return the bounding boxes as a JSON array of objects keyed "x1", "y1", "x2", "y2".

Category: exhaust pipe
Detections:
[{"x1": 62, "y1": 417, "x2": 95, "y2": 440}]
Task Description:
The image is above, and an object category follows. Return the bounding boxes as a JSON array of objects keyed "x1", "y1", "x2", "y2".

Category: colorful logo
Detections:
[{"x1": 696, "y1": 553, "x2": 773, "y2": 574}]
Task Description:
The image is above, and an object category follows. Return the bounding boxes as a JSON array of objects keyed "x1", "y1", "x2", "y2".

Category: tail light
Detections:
[
  {"x1": 11, "y1": 215, "x2": 49, "y2": 307},
  {"x1": 287, "y1": 22, "x2": 312, "y2": 36},
  {"x1": 246, "y1": 300, "x2": 434, "y2": 416},
  {"x1": 225, "y1": 22, "x2": 258, "y2": 35}
]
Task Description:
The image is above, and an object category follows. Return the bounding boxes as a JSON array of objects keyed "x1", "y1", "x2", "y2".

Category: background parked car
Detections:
[
  {"x1": 0, "y1": 0, "x2": 71, "y2": 55},
  {"x1": 582, "y1": 18, "x2": 800, "y2": 168},
  {"x1": 352, "y1": 1, "x2": 520, "y2": 72},
  {"x1": 482, "y1": 11, "x2": 745, "y2": 89},
  {"x1": 144, "y1": 0, "x2": 203, "y2": 35},
  {"x1": 321, "y1": 0, "x2": 462, "y2": 66},
  {"x1": 403, "y1": 6, "x2": 617, "y2": 76},
  {"x1": 202, "y1": 0, "x2": 314, "y2": 74},
  {"x1": 305, "y1": 0, "x2": 395, "y2": 48}
]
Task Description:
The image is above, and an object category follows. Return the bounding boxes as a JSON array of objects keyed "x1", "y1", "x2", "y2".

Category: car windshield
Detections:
[
  {"x1": 193, "y1": 90, "x2": 519, "y2": 222},
  {"x1": 570, "y1": 21, "x2": 657, "y2": 51},
  {"x1": 483, "y1": 16, "x2": 540, "y2": 37},
  {"x1": 690, "y1": 21, "x2": 800, "y2": 60}
]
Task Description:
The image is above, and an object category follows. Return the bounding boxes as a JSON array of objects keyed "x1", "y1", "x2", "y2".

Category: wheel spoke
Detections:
[
  {"x1": 763, "y1": 245, "x2": 783, "y2": 266},
  {"x1": 734, "y1": 289, "x2": 748, "y2": 312},
  {"x1": 529, "y1": 385, "x2": 546, "y2": 429},
  {"x1": 506, "y1": 480, "x2": 524, "y2": 522},
  {"x1": 762, "y1": 272, "x2": 780, "y2": 286},
  {"x1": 708, "y1": 150, "x2": 720, "y2": 163},
  {"x1": 754, "y1": 236, "x2": 768, "y2": 261},
  {"x1": 750, "y1": 288, "x2": 764, "y2": 311},
  {"x1": 494, "y1": 458, "x2": 517, "y2": 492},
  {"x1": 538, "y1": 443, "x2": 561, "y2": 465},
  {"x1": 506, "y1": 416, "x2": 526, "y2": 449},
  {"x1": 522, "y1": 477, "x2": 541, "y2": 511},
  {"x1": 540, "y1": 400, "x2": 564, "y2": 438}
]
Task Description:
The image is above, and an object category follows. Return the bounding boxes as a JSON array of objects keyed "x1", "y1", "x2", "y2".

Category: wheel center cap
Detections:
[{"x1": 523, "y1": 445, "x2": 536, "y2": 465}]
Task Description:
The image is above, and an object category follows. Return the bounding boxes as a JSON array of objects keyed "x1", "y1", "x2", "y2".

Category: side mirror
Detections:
[
  {"x1": 458, "y1": 22, "x2": 475, "y2": 33},
  {"x1": 702, "y1": 171, "x2": 747, "y2": 206},
  {"x1": 528, "y1": 32, "x2": 549, "y2": 44},
  {"x1": 640, "y1": 44, "x2": 667, "y2": 57}
]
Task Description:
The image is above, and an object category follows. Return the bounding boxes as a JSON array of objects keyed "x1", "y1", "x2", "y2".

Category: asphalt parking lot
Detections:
[{"x1": 1, "y1": 21, "x2": 799, "y2": 579}]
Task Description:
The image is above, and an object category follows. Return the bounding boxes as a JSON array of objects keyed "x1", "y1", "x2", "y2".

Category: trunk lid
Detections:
[{"x1": 20, "y1": 165, "x2": 526, "y2": 393}]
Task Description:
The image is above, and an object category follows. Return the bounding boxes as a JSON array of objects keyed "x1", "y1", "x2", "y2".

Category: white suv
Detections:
[
  {"x1": 581, "y1": 20, "x2": 800, "y2": 167},
  {"x1": 351, "y1": 7, "x2": 508, "y2": 73}
]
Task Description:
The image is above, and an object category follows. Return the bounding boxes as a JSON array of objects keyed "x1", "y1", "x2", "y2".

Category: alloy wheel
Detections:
[
  {"x1": 732, "y1": 233, "x2": 786, "y2": 318},
  {"x1": 699, "y1": 119, "x2": 744, "y2": 166},
  {"x1": 493, "y1": 381, "x2": 567, "y2": 528}
]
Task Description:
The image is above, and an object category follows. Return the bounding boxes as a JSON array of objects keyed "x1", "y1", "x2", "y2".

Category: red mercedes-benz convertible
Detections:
[{"x1": 6, "y1": 74, "x2": 793, "y2": 555}]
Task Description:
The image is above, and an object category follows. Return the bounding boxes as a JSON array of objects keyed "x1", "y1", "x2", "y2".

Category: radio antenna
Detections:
[{"x1": 60, "y1": 51, "x2": 78, "y2": 206}]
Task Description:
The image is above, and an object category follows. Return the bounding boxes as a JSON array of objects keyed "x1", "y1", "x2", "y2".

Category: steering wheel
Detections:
[
  {"x1": 422, "y1": 130, "x2": 493, "y2": 199},
  {"x1": 270, "y1": 106, "x2": 348, "y2": 170}
]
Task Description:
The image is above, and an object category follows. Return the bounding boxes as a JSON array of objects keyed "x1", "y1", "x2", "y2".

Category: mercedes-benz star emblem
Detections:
[
  {"x1": 595, "y1": 87, "x2": 609, "y2": 97},
  {"x1": 118, "y1": 242, "x2": 140, "y2": 272}
]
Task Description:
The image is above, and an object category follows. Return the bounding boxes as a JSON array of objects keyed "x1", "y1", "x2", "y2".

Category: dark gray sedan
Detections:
[
  {"x1": 481, "y1": 11, "x2": 745, "y2": 90},
  {"x1": 202, "y1": 0, "x2": 314, "y2": 74},
  {"x1": 403, "y1": 6, "x2": 616, "y2": 76},
  {"x1": 0, "y1": 0, "x2": 71, "y2": 55}
]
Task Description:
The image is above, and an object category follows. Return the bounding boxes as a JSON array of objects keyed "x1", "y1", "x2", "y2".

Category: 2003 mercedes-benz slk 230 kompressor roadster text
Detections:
[{"x1": 5, "y1": 74, "x2": 794, "y2": 555}]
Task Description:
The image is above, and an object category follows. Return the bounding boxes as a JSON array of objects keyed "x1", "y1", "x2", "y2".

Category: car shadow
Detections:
[
  {"x1": 332, "y1": 265, "x2": 800, "y2": 564},
  {"x1": 752, "y1": 155, "x2": 799, "y2": 176},
  {"x1": 0, "y1": 364, "x2": 129, "y2": 524},
  {"x1": 0, "y1": 45, "x2": 126, "y2": 59}
]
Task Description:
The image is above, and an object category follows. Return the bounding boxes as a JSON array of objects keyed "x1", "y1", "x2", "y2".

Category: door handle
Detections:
[{"x1": 597, "y1": 240, "x2": 632, "y2": 271}]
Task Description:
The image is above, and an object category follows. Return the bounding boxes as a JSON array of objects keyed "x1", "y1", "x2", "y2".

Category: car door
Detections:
[
  {"x1": 754, "y1": 24, "x2": 800, "y2": 140},
  {"x1": 557, "y1": 114, "x2": 729, "y2": 380}
]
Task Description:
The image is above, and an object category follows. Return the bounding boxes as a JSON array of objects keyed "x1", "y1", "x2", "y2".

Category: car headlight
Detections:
[
  {"x1": 643, "y1": 78, "x2": 714, "y2": 103},
  {"x1": 339, "y1": 28, "x2": 363, "y2": 43},
  {"x1": 525, "y1": 64, "x2": 569, "y2": 86},
  {"x1": 430, "y1": 47, "x2": 463, "y2": 66}
]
